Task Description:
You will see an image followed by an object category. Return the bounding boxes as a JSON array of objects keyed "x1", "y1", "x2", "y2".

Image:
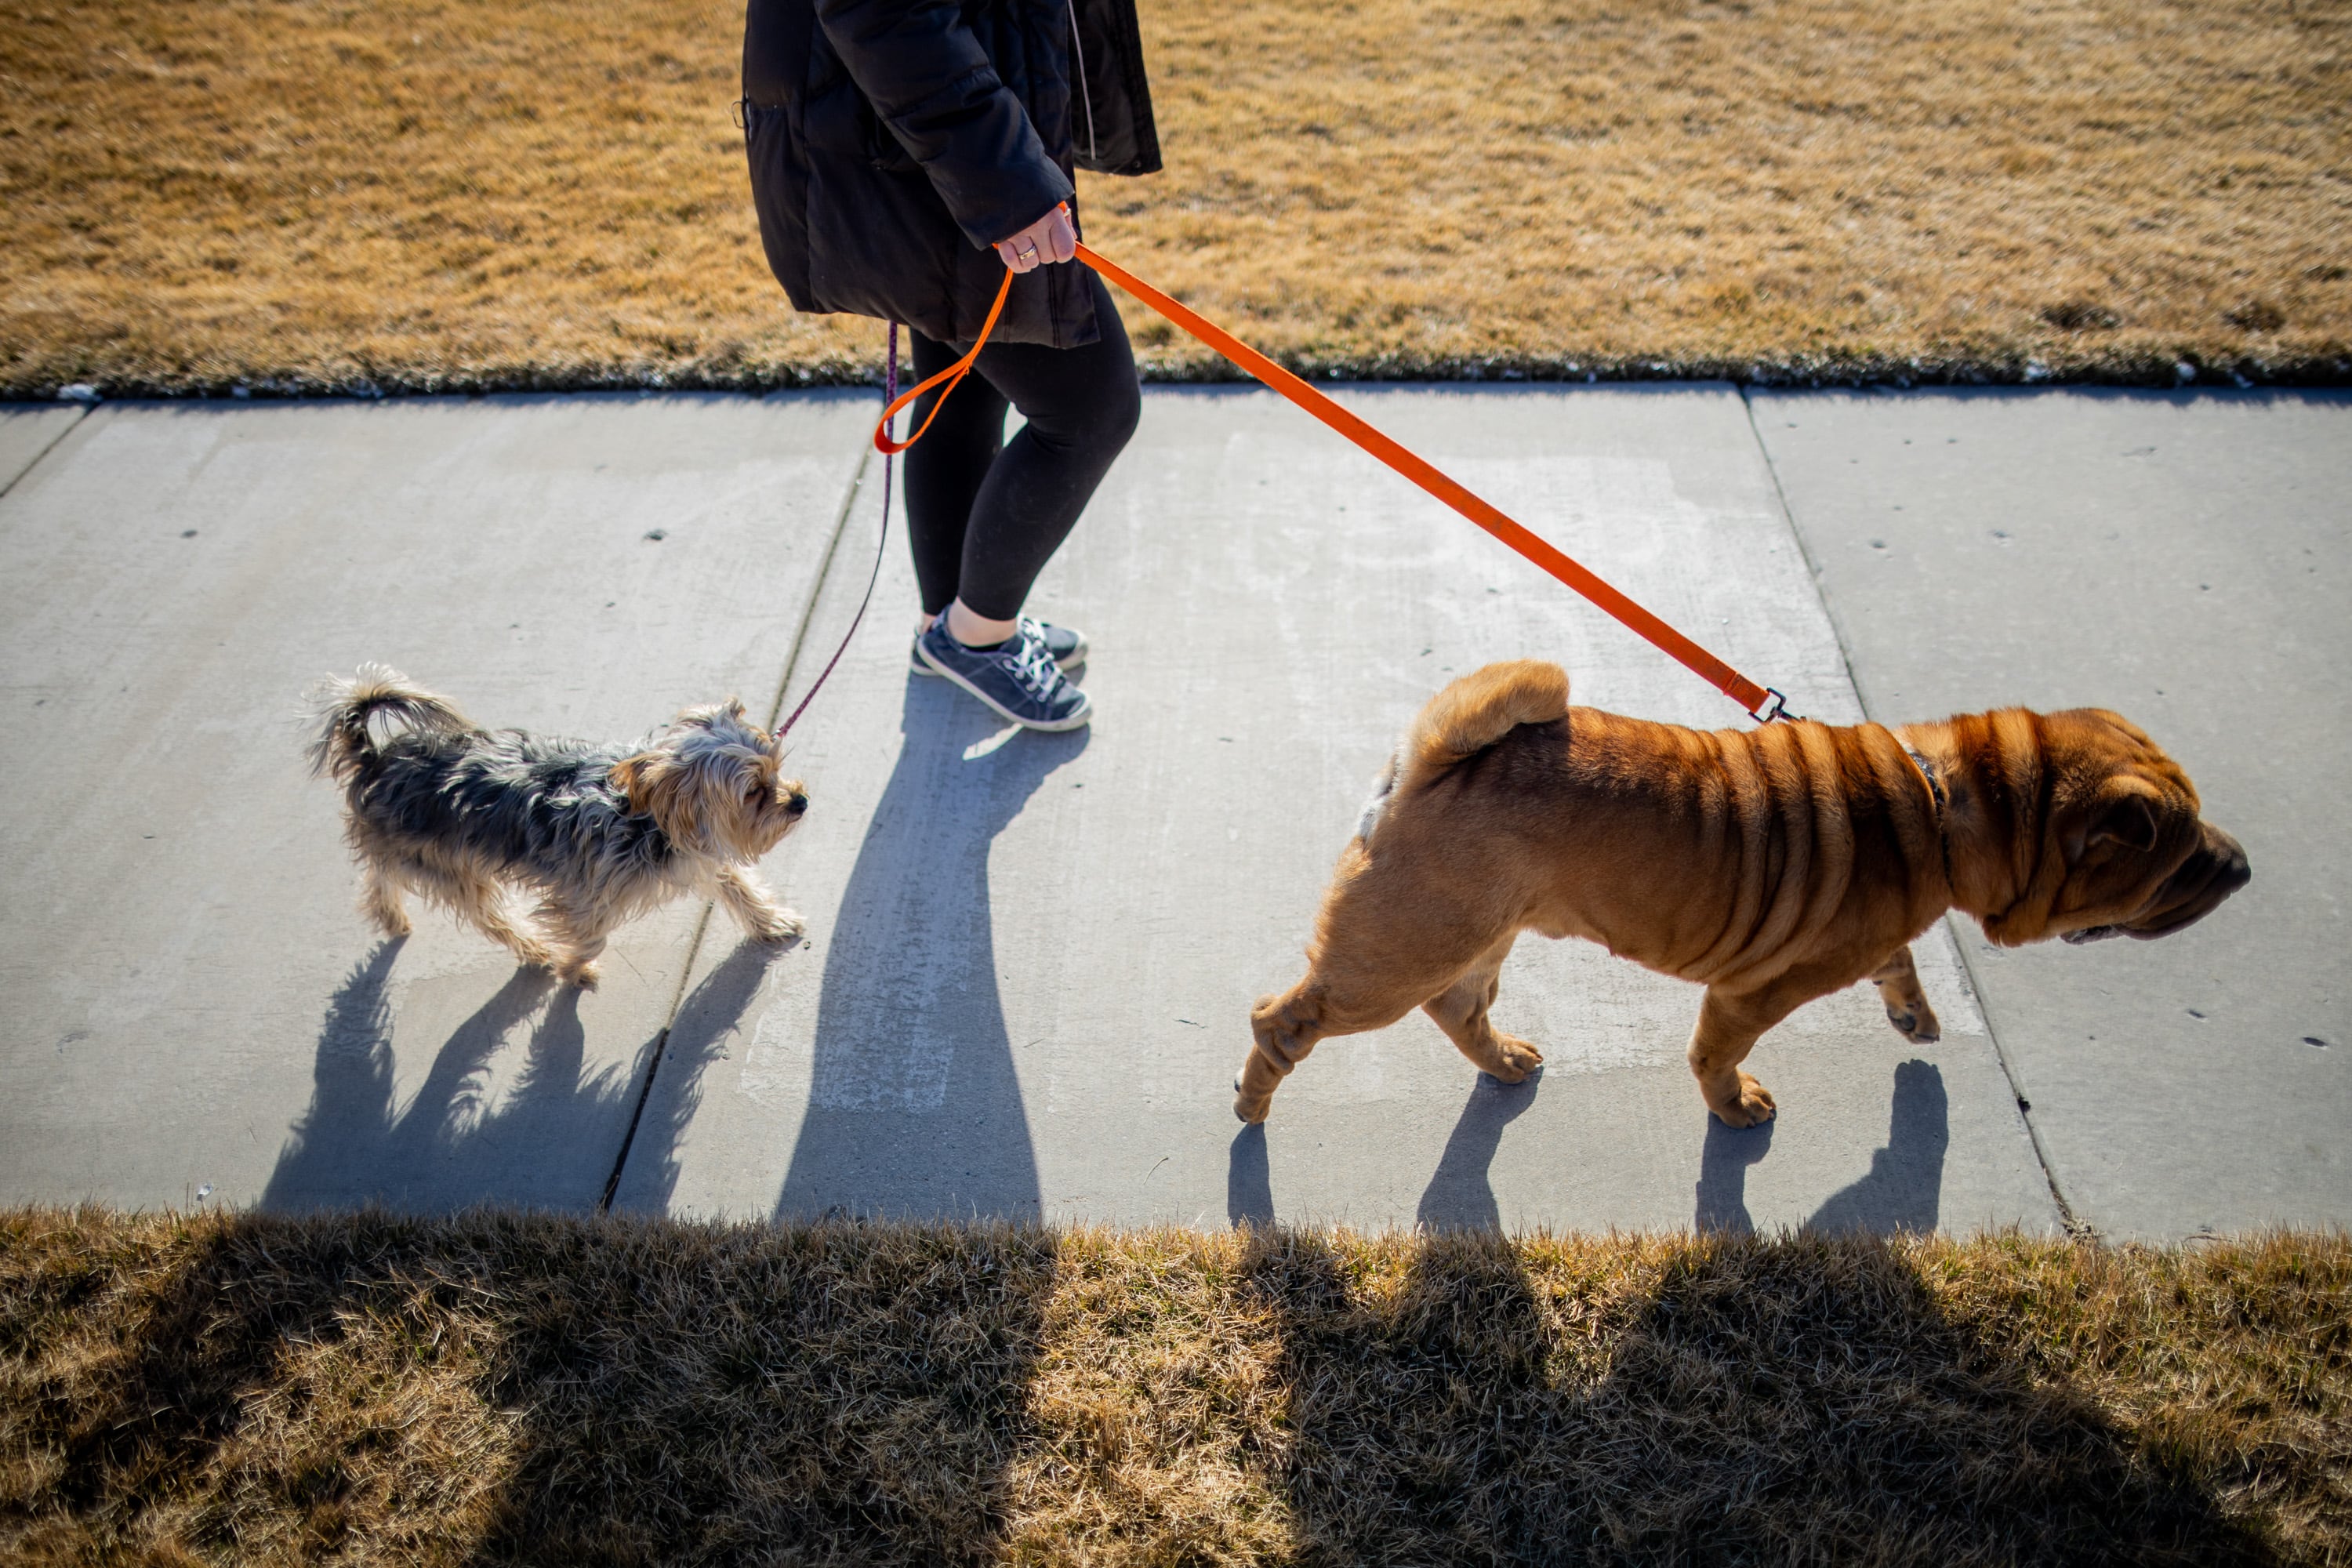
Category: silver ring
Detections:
[{"x1": 1017, "y1": 241, "x2": 1038, "y2": 260}]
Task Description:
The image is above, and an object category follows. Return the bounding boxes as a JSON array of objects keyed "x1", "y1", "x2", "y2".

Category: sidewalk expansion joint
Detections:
[
  {"x1": 598, "y1": 439, "x2": 872, "y2": 1213},
  {"x1": 0, "y1": 405, "x2": 91, "y2": 508},
  {"x1": 600, "y1": 906, "x2": 713, "y2": 1212},
  {"x1": 1735, "y1": 385, "x2": 2090, "y2": 1240}
]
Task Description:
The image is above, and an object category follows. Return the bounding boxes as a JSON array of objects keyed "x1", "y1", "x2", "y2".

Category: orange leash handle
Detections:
[
  {"x1": 1075, "y1": 244, "x2": 1782, "y2": 721},
  {"x1": 872, "y1": 268, "x2": 1014, "y2": 455}
]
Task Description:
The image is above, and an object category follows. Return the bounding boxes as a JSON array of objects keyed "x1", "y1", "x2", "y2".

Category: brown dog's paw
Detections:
[
  {"x1": 1709, "y1": 1072, "x2": 1777, "y2": 1128},
  {"x1": 557, "y1": 960, "x2": 602, "y2": 990},
  {"x1": 1232, "y1": 1073, "x2": 1272, "y2": 1124},
  {"x1": 1884, "y1": 1000, "x2": 1941, "y2": 1044},
  {"x1": 1487, "y1": 1033, "x2": 1544, "y2": 1083}
]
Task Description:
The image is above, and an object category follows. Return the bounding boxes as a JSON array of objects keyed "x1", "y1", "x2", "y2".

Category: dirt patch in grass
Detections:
[
  {"x1": 3, "y1": 0, "x2": 2349, "y2": 396},
  {"x1": 5, "y1": 0, "x2": 2350, "y2": 397},
  {"x1": 4, "y1": 1210, "x2": 2347, "y2": 1564}
]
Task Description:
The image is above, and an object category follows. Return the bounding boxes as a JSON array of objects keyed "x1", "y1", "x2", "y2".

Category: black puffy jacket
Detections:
[{"x1": 742, "y1": 0, "x2": 1159, "y2": 349}]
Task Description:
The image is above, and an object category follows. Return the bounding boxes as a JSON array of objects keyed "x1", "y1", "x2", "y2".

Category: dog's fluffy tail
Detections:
[
  {"x1": 307, "y1": 663, "x2": 474, "y2": 784},
  {"x1": 1397, "y1": 659, "x2": 1570, "y2": 793}
]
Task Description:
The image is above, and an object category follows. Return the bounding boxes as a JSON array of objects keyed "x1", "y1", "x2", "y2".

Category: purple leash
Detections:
[{"x1": 775, "y1": 323, "x2": 897, "y2": 741}]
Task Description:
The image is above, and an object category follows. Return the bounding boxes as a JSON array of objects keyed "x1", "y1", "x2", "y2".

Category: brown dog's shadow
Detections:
[
  {"x1": 1227, "y1": 1123, "x2": 1276, "y2": 1228},
  {"x1": 1693, "y1": 1058, "x2": 1950, "y2": 1236},
  {"x1": 1227, "y1": 1068, "x2": 1544, "y2": 1231},
  {"x1": 1415, "y1": 1069, "x2": 1544, "y2": 1231},
  {"x1": 1806, "y1": 1058, "x2": 1949, "y2": 1235},
  {"x1": 1695, "y1": 1115, "x2": 1777, "y2": 1236},
  {"x1": 1240, "y1": 1227, "x2": 2270, "y2": 1563}
]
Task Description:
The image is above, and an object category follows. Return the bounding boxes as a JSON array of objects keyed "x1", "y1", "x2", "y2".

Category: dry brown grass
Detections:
[
  {"x1": 2, "y1": 0, "x2": 2347, "y2": 394},
  {"x1": 3, "y1": 1209, "x2": 2348, "y2": 1565}
]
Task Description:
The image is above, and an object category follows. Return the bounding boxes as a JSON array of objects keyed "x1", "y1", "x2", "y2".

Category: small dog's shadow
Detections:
[
  {"x1": 774, "y1": 674, "x2": 1087, "y2": 1223},
  {"x1": 264, "y1": 900, "x2": 794, "y2": 1210},
  {"x1": 601, "y1": 940, "x2": 781, "y2": 1213},
  {"x1": 266, "y1": 943, "x2": 628, "y2": 1210}
]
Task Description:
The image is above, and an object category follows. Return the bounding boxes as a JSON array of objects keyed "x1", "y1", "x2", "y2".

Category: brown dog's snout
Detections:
[
  {"x1": 785, "y1": 788, "x2": 810, "y2": 816},
  {"x1": 2125, "y1": 825, "x2": 2250, "y2": 940}
]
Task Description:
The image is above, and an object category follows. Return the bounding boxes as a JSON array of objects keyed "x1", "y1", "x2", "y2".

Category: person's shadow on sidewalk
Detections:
[{"x1": 775, "y1": 675, "x2": 1085, "y2": 1223}]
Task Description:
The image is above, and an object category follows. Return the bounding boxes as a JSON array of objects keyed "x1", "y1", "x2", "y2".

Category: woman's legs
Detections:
[
  {"x1": 902, "y1": 333, "x2": 1012, "y2": 620},
  {"x1": 901, "y1": 270, "x2": 1142, "y2": 630}
]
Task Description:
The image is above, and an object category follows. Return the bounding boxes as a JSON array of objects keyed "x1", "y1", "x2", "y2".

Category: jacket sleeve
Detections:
[{"x1": 811, "y1": 0, "x2": 1075, "y2": 250}]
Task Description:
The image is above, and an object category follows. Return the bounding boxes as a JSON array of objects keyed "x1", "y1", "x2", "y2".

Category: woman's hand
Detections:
[{"x1": 995, "y1": 202, "x2": 1076, "y2": 273}]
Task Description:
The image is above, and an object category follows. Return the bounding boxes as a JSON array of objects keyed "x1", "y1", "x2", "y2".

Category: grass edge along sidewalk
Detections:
[
  {"x1": 4, "y1": 1207, "x2": 2347, "y2": 1563},
  {"x1": 5, "y1": 0, "x2": 2349, "y2": 400}
]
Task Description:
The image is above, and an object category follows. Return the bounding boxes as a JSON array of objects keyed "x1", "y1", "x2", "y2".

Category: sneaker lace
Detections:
[{"x1": 1005, "y1": 628, "x2": 1064, "y2": 699}]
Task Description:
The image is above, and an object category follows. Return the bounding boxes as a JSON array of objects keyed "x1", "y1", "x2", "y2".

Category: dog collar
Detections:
[
  {"x1": 1904, "y1": 746, "x2": 1947, "y2": 815},
  {"x1": 1905, "y1": 744, "x2": 1957, "y2": 892}
]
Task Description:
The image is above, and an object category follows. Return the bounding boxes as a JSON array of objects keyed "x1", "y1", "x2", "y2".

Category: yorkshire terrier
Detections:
[{"x1": 308, "y1": 664, "x2": 808, "y2": 986}]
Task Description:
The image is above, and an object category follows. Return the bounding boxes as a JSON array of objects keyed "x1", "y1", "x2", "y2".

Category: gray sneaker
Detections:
[
  {"x1": 911, "y1": 615, "x2": 1087, "y2": 677},
  {"x1": 916, "y1": 616, "x2": 1092, "y2": 731}
]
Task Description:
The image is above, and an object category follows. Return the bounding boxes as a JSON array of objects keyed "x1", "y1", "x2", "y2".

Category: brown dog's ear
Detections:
[{"x1": 2087, "y1": 793, "x2": 2161, "y2": 855}]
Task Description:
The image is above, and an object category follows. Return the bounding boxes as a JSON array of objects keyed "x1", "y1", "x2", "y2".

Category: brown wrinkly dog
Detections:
[{"x1": 1237, "y1": 660, "x2": 2249, "y2": 1128}]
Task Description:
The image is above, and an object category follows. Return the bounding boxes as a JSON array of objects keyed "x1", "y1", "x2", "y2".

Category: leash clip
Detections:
[{"x1": 1749, "y1": 688, "x2": 1795, "y2": 724}]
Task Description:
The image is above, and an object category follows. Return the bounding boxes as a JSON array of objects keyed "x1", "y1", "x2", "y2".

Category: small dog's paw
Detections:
[
  {"x1": 1885, "y1": 1001, "x2": 1941, "y2": 1044},
  {"x1": 754, "y1": 909, "x2": 807, "y2": 946},
  {"x1": 1709, "y1": 1072, "x2": 1777, "y2": 1128},
  {"x1": 557, "y1": 961, "x2": 601, "y2": 989},
  {"x1": 1488, "y1": 1033, "x2": 1544, "y2": 1083}
]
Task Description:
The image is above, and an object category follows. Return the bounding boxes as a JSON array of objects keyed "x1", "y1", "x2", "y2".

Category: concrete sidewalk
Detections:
[{"x1": 0, "y1": 386, "x2": 2342, "y2": 1239}]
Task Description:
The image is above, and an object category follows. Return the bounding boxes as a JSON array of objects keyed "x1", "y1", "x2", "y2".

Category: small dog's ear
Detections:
[
  {"x1": 612, "y1": 750, "x2": 701, "y2": 845},
  {"x1": 609, "y1": 752, "x2": 658, "y2": 816}
]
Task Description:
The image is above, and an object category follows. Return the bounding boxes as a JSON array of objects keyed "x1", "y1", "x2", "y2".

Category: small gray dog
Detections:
[{"x1": 309, "y1": 664, "x2": 808, "y2": 986}]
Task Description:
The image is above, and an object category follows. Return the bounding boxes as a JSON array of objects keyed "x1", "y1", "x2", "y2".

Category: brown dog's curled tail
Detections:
[
  {"x1": 1399, "y1": 659, "x2": 1570, "y2": 793},
  {"x1": 306, "y1": 663, "x2": 474, "y2": 785}
]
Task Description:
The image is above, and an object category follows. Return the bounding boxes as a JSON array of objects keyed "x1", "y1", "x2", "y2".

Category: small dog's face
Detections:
[
  {"x1": 1983, "y1": 708, "x2": 2249, "y2": 947},
  {"x1": 610, "y1": 699, "x2": 808, "y2": 858}
]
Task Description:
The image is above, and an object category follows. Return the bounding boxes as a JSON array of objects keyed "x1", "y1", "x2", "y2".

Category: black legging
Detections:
[{"x1": 902, "y1": 269, "x2": 1142, "y2": 622}]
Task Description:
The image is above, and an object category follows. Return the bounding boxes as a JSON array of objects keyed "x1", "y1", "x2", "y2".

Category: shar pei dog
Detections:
[{"x1": 1236, "y1": 660, "x2": 2249, "y2": 1128}]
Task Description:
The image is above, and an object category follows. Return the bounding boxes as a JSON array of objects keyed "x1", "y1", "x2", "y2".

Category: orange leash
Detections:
[{"x1": 872, "y1": 248, "x2": 1791, "y2": 723}]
